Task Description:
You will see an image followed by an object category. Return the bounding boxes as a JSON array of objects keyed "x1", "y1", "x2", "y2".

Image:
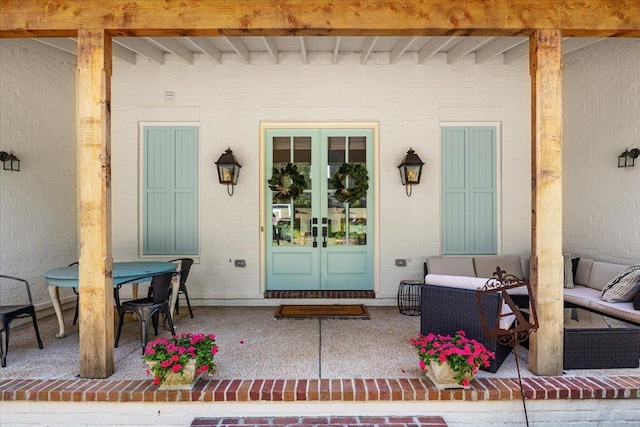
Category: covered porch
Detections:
[{"x1": 1, "y1": 0, "x2": 639, "y2": 390}]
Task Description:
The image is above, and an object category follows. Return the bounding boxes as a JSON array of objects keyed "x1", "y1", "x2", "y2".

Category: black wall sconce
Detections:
[
  {"x1": 618, "y1": 147, "x2": 640, "y2": 168},
  {"x1": 215, "y1": 147, "x2": 241, "y2": 196},
  {"x1": 397, "y1": 148, "x2": 424, "y2": 197},
  {"x1": 0, "y1": 151, "x2": 20, "y2": 171}
]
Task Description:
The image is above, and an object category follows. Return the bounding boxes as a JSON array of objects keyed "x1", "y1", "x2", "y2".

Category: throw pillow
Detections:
[
  {"x1": 571, "y1": 257, "x2": 580, "y2": 281},
  {"x1": 601, "y1": 265, "x2": 640, "y2": 302},
  {"x1": 634, "y1": 290, "x2": 640, "y2": 310},
  {"x1": 563, "y1": 254, "x2": 575, "y2": 289}
]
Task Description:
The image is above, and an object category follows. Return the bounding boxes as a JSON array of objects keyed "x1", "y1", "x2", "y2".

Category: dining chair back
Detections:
[
  {"x1": 168, "y1": 258, "x2": 195, "y2": 318},
  {"x1": 0, "y1": 275, "x2": 44, "y2": 367},
  {"x1": 114, "y1": 271, "x2": 176, "y2": 353}
]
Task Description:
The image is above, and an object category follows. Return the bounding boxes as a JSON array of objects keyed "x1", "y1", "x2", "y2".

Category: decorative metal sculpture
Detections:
[
  {"x1": 475, "y1": 267, "x2": 539, "y2": 427},
  {"x1": 475, "y1": 267, "x2": 538, "y2": 347}
]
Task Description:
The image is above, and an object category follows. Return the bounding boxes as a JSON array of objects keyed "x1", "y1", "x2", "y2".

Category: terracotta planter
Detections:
[
  {"x1": 147, "y1": 359, "x2": 202, "y2": 390},
  {"x1": 424, "y1": 361, "x2": 474, "y2": 390}
]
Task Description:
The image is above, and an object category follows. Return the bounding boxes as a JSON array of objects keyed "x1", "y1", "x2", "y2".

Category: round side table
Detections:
[{"x1": 397, "y1": 280, "x2": 423, "y2": 316}]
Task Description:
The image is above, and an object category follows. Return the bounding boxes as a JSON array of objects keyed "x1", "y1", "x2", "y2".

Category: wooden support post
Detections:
[
  {"x1": 77, "y1": 29, "x2": 114, "y2": 379},
  {"x1": 529, "y1": 29, "x2": 564, "y2": 376}
]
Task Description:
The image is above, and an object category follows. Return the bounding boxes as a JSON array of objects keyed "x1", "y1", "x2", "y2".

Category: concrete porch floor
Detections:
[{"x1": 1, "y1": 305, "x2": 639, "y2": 426}]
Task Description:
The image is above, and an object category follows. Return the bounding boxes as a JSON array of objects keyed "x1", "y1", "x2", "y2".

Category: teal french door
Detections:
[{"x1": 265, "y1": 128, "x2": 374, "y2": 290}]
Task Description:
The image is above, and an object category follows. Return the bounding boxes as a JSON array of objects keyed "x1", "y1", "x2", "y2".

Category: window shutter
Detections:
[
  {"x1": 143, "y1": 126, "x2": 199, "y2": 255},
  {"x1": 442, "y1": 126, "x2": 496, "y2": 255}
]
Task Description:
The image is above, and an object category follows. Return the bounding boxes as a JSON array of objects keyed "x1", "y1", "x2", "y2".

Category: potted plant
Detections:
[
  {"x1": 410, "y1": 330, "x2": 494, "y2": 389},
  {"x1": 143, "y1": 332, "x2": 218, "y2": 390}
]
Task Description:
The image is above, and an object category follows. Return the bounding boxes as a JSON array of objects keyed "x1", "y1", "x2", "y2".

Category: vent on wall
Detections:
[{"x1": 164, "y1": 91, "x2": 175, "y2": 101}]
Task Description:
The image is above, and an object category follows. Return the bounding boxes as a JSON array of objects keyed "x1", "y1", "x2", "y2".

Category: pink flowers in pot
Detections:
[
  {"x1": 410, "y1": 330, "x2": 494, "y2": 386},
  {"x1": 143, "y1": 332, "x2": 218, "y2": 384}
]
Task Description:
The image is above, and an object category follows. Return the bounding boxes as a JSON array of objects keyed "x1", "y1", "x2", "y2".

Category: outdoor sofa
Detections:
[{"x1": 422, "y1": 255, "x2": 640, "y2": 325}]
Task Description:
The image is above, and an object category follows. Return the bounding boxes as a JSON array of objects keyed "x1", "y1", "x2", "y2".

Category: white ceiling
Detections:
[{"x1": 6, "y1": 36, "x2": 639, "y2": 67}]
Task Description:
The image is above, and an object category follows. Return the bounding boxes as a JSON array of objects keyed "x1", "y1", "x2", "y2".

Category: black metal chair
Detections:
[
  {"x1": 114, "y1": 271, "x2": 177, "y2": 353},
  {"x1": 68, "y1": 262, "x2": 80, "y2": 325},
  {"x1": 168, "y1": 258, "x2": 195, "y2": 318},
  {"x1": 0, "y1": 275, "x2": 44, "y2": 367}
]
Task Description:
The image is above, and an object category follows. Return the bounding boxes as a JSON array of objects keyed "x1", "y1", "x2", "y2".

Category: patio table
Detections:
[{"x1": 43, "y1": 261, "x2": 177, "y2": 338}]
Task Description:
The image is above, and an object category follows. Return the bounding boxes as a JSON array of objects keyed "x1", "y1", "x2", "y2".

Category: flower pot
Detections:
[
  {"x1": 425, "y1": 361, "x2": 474, "y2": 390},
  {"x1": 147, "y1": 359, "x2": 202, "y2": 390}
]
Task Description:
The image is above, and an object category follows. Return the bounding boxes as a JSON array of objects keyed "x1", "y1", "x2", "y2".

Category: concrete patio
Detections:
[{"x1": 1, "y1": 305, "x2": 639, "y2": 426}]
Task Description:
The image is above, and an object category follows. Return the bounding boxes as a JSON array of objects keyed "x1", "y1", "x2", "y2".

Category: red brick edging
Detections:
[{"x1": 1, "y1": 376, "x2": 638, "y2": 403}]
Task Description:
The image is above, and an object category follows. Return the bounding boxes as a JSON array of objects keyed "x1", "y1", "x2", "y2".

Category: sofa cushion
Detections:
[
  {"x1": 588, "y1": 261, "x2": 630, "y2": 291},
  {"x1": 574, "y1": 258, "x2": 594, "y2": 286},
  {"x1": 601, "y1": 265, "x2": 640, "y2": 302},
  {"x1": 424, "y1": 274, "x2": 487, "y2": 290},
  {"x1": 587, "y1": 299, "x2": 640, "y2": 325},
  {"x1": 563, "y1": 254, "x2": 575, "y2": 289},
  {"x1": 564, "y1": 285, "x2": 603, "y2": 308},
  {"x1": 474, "y1": 256, "x2": 523, "y2": 279},
  {"x1": 425, "y1": 257, "x2": 476, "y2": 277}
]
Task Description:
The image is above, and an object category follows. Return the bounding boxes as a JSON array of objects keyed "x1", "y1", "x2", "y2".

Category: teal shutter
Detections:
[
  {"x1": 442, "y1": 126, "x2": 496, "y2": 255},
  {"x1": 143, "y1": 126, "x2": 199, "y2": 255}
]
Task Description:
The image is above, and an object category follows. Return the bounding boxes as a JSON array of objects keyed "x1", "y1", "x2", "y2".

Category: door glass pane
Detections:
[
  {"x1": 327, "y1": 137, "x2": 345, "y2": 190},
  {"x1": 272, "y1": 135, "x2": 312, "y2": 247},
  {"x1": 327, "y1": 195, "x2": 346, "y2": 246},
  {"x1": 273, "y1": 137, "x2": 291, "y2": 167}
]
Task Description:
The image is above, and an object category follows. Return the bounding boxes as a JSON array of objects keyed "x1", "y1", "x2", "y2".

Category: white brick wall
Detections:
[
  {"x1": 3, "y1": 40, "x2": 636, "y2": 308},
  {"x1": 0, "y1": 42, "x2": 77, "y2": 309},
  {"x1": 111, "y1": 51, "x2": 532, "y2": 302},
  {"x1": 563, "y1": 42, "x2": 640, "y2": 264}
]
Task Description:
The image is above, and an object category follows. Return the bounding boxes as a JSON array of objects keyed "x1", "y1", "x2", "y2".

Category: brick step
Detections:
[
  {"x1": 264, "y1": 290, "x2": 376, "y2": 299},
  {"x1": 191, "y1": 416, "x2": 447, "y2": 427}
]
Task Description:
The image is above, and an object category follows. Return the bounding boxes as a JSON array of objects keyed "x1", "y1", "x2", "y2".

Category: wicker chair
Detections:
[{"x1": 420, "y1": 283, "x2": 512, "y2": 373}]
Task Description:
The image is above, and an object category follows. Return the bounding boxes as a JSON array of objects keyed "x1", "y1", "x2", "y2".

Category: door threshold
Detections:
[{"x1": 264, "y1": 290, "x2": 375, "y2": 299}]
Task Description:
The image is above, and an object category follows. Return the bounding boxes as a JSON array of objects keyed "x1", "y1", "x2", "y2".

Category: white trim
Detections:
[
  {"x1": 259, "y1": 122, "x2": 380, "y2": 294},
  {"x1": 137, "y1": 122, "x2": 202, "y2": 259}
]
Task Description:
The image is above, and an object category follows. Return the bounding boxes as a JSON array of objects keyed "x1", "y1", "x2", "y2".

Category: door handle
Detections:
[
  {"x1": 322, "y1": 226, "x2": 327, "y2": 247},
  {"x1": 312, "y1": 226, "x2": 318, "y2": 247}
]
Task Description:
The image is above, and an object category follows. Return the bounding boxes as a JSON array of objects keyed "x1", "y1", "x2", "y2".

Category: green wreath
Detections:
[
  {"x1": 268, "y1": 163, "x2": 308, "y2": 202},
  {"x1": 329, "y1": 162, "x2": 369, "y2": 206}
]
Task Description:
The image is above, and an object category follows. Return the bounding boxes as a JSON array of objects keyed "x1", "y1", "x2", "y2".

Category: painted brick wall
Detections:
[
  {"x1": 110, "y1": 51, "x2": 532, "y2": 302},
  {"x1": 0, "y1": 42, "x2": 77, "y2": 309},
  {"x1": 563, "y1": 42, "x2": 640, "y2": 265}
]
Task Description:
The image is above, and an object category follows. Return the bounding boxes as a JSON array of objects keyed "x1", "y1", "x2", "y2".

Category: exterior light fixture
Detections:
[
  {"x1": 618, "y1": 147, "x2": 640, "y2": 168},
  {"x1": 397, "y1": 148, "x2": 424, "y2": 197},
  {"x1": 0, "y1": 151, "x2": 20, "y2": 171},
  {"x1": 215, "y1": 147, "x2": 241, "y2": 196}
]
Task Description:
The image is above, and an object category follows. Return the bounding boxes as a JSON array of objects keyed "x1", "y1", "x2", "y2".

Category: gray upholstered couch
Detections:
[
  {"x1": 422, "y1": 255, "x2": 640, "y2": 325},
  {"x1": 566, "y1": 258, "x2": 639, "y2": 325}
]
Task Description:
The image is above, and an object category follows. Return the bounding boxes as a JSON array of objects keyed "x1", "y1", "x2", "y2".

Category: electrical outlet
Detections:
[
  {"x1": 395, "y1": 259, "x2": 407, "y2": 267},
  {"x1": 234, "y1": 259, "x2": 246, "y2": 267}
]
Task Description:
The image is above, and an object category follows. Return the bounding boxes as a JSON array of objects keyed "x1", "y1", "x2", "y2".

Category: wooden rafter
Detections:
[{"x1": 2, "y1": 0, "x2": 639, "y2": 38}]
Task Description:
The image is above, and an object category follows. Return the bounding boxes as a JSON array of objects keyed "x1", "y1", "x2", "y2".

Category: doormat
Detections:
[{"x1": 274, "y1": 304, "x2": 370, "y2": 319}]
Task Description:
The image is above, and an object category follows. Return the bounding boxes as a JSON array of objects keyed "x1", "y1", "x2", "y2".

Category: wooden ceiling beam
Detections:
[{"x1": 2, "y1": 1, "x2": 639, "y2": 38}]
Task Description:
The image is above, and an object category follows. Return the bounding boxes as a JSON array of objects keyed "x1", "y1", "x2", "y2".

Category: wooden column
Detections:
[
  {"x1": 529, "y1": 29, "x2": 564, "y2": 376},
  {"x1": 77, "y1": 29, "x2": 114, "y2": 379}
]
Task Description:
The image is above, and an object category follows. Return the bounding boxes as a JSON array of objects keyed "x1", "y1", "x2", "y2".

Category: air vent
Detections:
[{"x1": 164, "y1": 91, "x2": 175, "y2": 101}]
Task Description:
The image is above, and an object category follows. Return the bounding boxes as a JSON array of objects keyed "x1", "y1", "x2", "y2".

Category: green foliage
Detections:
[
  {"x1": 329, "y1": 163, "x2": 369, "y2": 206},
  {"x1": 268, "y1": 163, "x2": 308, "y2": 202}
]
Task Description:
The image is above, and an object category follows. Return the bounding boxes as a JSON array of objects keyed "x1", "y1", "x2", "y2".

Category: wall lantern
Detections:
[
  {"x1": 0, "y1": 151, "x2": 20, "y2": 171},
  {"x1": 215, "y1": 147, "x2": 241, "y2": 196},
  {"x1": 397, "y1": 148, "x2": 424, "y2": 197},
  {"x1": 618, "y1": 147, "x2": 640, "y2": 168}
]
